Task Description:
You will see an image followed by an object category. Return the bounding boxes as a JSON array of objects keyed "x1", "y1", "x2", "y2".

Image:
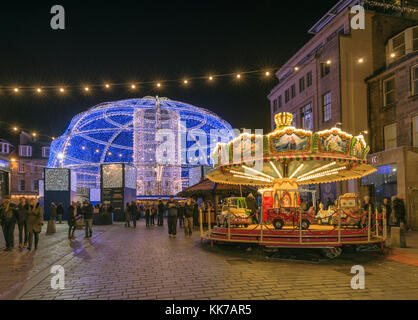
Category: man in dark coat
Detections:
[
  {"x1": 167, "y1": 196, "x2": 179, "y2": 237},
  {"x1": 16, "y1": 197, "x2": 28, "y2": 249},
  {"x1": 82, "y1": 200, "x2": 94, "y2": 238},
  {"x1": 130, "y1": 201, "x2": 138, "y2": 229},
  {"x1": 393, "y1": 195, "x2": 406, "y2": 228},
  {"x1": 68, "y1": 202, "x2": 78, "y2": 239},
  {"x1": 0, "y1": 197, "x2": 18, "y2": 251},
  {"x1": 246, "y1": 193, "x2": 258, "y2": 224},
  {"x1": 56, "y1": 203, "x2": 64, "y2": 223},
  {"x1": 157, "y1": 199, "x2": 165, "y2": 226}
]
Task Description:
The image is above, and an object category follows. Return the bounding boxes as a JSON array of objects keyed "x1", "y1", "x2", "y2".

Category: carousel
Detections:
[{"x1": 200, "y1": 113, "x2": 387, "y2": 258}]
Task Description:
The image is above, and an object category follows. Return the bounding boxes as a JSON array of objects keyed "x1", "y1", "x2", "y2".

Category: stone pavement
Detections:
[{"x1": 0, "y1": 219, "x2": 417, "y2": 300}]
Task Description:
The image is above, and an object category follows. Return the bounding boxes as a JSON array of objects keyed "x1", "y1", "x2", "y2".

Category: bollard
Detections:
[{"x1": 390, "y1": 226, "x2": 406, "y2": 248}]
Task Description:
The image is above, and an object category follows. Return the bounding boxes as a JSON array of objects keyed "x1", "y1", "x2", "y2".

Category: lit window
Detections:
[
  {"x1": 19, "y1": 145, "x2": 32, "y2": 157},
  {"x1": 413, "y1": 116, "x2": 418, "y2": 147},
  {"x1": 301, "y1": 103, "x2": 313, "y2": 130},
  {"x1": 384, "y1": 123, "x2": 397, "y2": 149},
  {"x1": 383, "y1": 77, "x2": 395, "y2": 106},
  {"x1": 322, "y1": 92, "x2": 331, "y2": 122},
  {"x1": 412, "y1": 65, "x2": 418, "y2": 95}
]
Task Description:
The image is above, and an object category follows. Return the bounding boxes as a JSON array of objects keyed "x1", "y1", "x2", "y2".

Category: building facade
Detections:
[
  {"x1": 365, "y1": 25, "x2": 418, "y2": 229},
  {"x1": 267, "y1": 0, "x2": 417, "y2": 203},
  {"x1": 0, "y1": 131, "x2": 50, "y2": 203}
]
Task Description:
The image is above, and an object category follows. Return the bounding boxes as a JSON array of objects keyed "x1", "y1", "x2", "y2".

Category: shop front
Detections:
[{"x1": 365, "y1": 146, "x2": 418, "y2": 230}]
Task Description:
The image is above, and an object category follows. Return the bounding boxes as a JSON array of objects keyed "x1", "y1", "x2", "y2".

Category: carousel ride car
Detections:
[
  {"x1": 216, "y1": 197, "x2": 252, "y2": 228},
  {"x1": 201, "y1": 112, "x2": 386, "y2": 258}
]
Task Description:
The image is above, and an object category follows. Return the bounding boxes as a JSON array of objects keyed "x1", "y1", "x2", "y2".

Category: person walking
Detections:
[
  {"x1": 393, "y1": 195, "x2": 407, "y2": 229},
  {"x1": 0, "y1": 197, "x2": 18, "y2": 251},
  {"x1": 124, "y1": 203, "x2": 131, "y2": 227},
  {"x1": 167, "y1": 196, "x2": 178, "y2": 238},
  {"x1": 246, "y1": 193, "x2": 258, "y2": 224},
  {"x1": 130, "y1": 201, "x2": 138, "y2": 229},
  {"x1": 16, "y1": 197, "x2": 28, "y2": 249},
  {"x1": 50, "y1": 202, "x2": 57, "y2": 221},
  {"x1": 157, "y1": 198, "x2": 165, "y2": 226},
  {"x1": 150, "y1": 202, "x2": 156, "y2": 226},
  {"x1": 184, "y1": 198, "x2": 194, "y2": 238},
  {"x1": 57, "y1": 203, "x2": 64, "y2": 224},
  {"x1": 82, "y1": 200, "x2": 94, "y2": 238},
  {"x1": 68, "y1": 202, "x2": 78, "y2": 240},
  {"x1": 26, "y1": 199, "x2": 43, "y2": 251},
  {"x1": 145, "y1": 204, "x2": 151, "y2": 227},
  {"x1": 381, "y1": 197, "x2": 392, "y2": 231},
  {"x1": 178, "y1": 201, "x2": 185, "y2": 228}
]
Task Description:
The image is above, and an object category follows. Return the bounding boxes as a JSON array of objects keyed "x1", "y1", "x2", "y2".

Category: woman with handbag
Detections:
[{"x1": 26, "y1": 199, "x2": 43, "y2": 251}]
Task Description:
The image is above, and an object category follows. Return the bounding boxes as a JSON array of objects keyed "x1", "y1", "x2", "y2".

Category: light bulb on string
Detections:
[
  {"x1": 208, "y1": 76, "x2": 214, "y2": 81},
  {"x1": 13, "y1": 88, "x2": 19, "y2": 93},
  {"x1": 36, "y1": 88, "x2": 42, "y2": 94},
  {"x1": 59, "y1": 87, "x2": 65, "y2": 93},
  {"x1": 84, "y1": 87, "x2": 90, "y2": 92},
  {"x1": 105, "y1": 83, "x2": 110, "y2": 89},
  {"x1": 156, "y1": 83, "x2": 161, "y2": 88},
  {"x1": 131, "y1": 84, "x2": 136, "y2": 89},
  {"x1": 236, "y1": 74, "x2": 241, "y2": 79}
]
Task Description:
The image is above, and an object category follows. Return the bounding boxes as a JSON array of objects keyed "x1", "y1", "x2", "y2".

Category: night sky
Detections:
[{"x1": 0, "y1": 0, "x2": 338, "y2": 139}]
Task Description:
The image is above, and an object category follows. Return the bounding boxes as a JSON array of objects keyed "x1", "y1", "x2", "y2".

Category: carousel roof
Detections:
[
  {"x1": 177, "y1": 178, "x2": 257, "y2": 197},
  {"x1": 207, "y1": 112, "x2": 376, "y2": 186}
]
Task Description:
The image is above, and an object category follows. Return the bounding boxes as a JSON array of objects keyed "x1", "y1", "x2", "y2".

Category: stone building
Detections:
[
  {"x1": 365, "y1": 25, "x2": 418, "y2": 229},
  {"x1": 267, "y1": 0, "x2": 417, "y2": 203},
  {"x1": 0, "y1": 131, "x2": 50, "y2": 203}
]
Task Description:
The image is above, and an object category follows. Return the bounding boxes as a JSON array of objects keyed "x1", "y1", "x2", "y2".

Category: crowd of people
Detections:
[{"x1": 0, "y1": 192, "x2": 409, "y2": 252}]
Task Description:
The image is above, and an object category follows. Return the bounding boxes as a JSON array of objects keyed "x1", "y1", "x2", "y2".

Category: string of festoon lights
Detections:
[{"x1": 0, "y1": 68, "x2": 281, "y2": 96}]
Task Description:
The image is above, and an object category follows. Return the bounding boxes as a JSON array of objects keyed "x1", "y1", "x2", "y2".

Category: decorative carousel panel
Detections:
[
  {"x1": 268, "y1": 128, "x2": 312, "y2": 154},
  {"x1": 317, "y1": 128, "x2": 352, "y2": 155}
]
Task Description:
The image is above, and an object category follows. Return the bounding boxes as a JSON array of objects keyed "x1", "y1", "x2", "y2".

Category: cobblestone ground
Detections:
[{"x1": 0, "y1": 219, "x2": 417, "y2": 300}]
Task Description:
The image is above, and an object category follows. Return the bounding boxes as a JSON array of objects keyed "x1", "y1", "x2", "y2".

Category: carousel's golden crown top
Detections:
[{"x1": 274, "y1": 112, "x2": 293, "y2": 130}]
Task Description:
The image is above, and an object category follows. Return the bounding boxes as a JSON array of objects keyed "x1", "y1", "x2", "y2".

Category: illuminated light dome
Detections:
[{"x1": 48, "y1": 96, "x2": 235, "y2": 195}]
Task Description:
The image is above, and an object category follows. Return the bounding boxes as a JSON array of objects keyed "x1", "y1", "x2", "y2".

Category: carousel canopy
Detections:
[
  {"x1": 177, "y1": 178, "x2": 257, "y2": 198},
  {"x1": 207, "y1": 112, "x2": 376, "y2": 186}
]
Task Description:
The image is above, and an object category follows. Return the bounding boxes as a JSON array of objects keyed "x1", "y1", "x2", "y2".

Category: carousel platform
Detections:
[{"x1": 201, "y1": 224, "x2": 385, "y2": 248}]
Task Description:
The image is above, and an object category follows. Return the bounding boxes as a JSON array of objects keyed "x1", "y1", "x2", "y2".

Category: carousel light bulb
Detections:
[
  {"x1": 59, "y1": 87, "x2": 65, "y2": 93},
  {"x1": 32, "y1": 132, "x2": 37, "y2": 137},
  {"x1": 236, "y1": 74, "x2": 241, "y2": 79},
  {"x1": 84, "y1": 87, "x2": 89, "y2": 91},
  {"x1": 209, "y1": 76, "x2": 213, "y2": 81},
  {"x1": 157, "y1": 83, "x2": 161, "y2": 87},
  {"x1": 13, "y1": 127, "x2": 18, "y2": 132},
  {"x1": 390, "y1": 53, "x2": 396, "y2": 58},
  {"x1": 265, "y1": 71, "x2": 270, "y2": 76},
  {"x1": 358, "y1": 58, "x2": 364, "y2": 63},
  {"x1": 183, "y1": 79, "x2": 188, "y2": 84},
  {"x1": 131, "y1": 84, "x2": 136, "y2": 89},
  {"x1": 36, "y1": 88, "x2": 42, "y2": 93},
  {"x1": 13, "y1": 88, "x2": 19, "y2": 92},
  {"x1": 105, "y1": 84, "x2": 110, "y2": 88}
]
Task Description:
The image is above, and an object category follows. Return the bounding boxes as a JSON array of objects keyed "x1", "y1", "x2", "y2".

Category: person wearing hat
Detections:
[
  {"x1": 0, "y1": 197, "x2": 18, "y2": 251},
  {"x1": 82, "y1": 200, "x2": 94, "y2": 238}
]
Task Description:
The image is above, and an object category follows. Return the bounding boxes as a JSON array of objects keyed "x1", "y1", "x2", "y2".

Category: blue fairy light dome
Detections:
[{"x1": 48, "y1": 96, "x2": 235, "y2": 195}]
